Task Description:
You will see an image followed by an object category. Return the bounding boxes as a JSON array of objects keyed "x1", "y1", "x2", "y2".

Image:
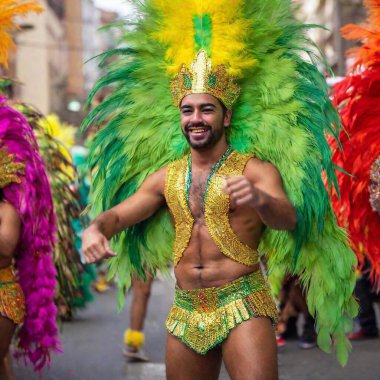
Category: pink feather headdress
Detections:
[{"x1": 0, "y1": 96, "x2": 60, "y2": 370}]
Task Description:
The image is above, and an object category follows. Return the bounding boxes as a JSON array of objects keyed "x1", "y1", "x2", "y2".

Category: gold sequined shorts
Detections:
[
  {"x1": 165, "y1": 269, "x2": 278, "y2": 354},
  {"x1": 0, "y1": 266, "x2": 26, "y2": 325}
]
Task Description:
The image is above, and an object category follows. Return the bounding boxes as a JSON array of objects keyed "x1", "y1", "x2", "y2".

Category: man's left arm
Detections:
[{"x1": 225, "y1": 159, "x2": 297, "y2": 231}]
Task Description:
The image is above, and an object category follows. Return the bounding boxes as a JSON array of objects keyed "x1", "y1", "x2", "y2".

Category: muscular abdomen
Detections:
[{"x1": 174, "y1": 208, "x2": 263, "y2": 290}]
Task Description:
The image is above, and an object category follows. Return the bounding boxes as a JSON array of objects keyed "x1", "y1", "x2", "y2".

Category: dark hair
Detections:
[{"x1": 218, "y1": 99, "x2": 228, "y2": 115}]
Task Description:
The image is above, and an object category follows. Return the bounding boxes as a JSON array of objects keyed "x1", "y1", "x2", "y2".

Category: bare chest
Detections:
[{"x1": 188, "y1": 171, "x2": 209, "y2": 221}]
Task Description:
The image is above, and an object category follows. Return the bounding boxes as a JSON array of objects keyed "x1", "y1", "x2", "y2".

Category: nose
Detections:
[{"x1": 190, "y1": 109, "x2": 203, "y2": 124}]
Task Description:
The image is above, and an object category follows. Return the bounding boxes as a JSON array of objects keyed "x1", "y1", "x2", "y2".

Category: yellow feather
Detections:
[
  {"x1": 152, "y1": 0, "x2": 256, "y2": 77},
  {"x1": 37, "y1": 114, "x2": 76, "y2": 179},
  {"x1": 38, "y1": 114, "x2": 76, "y2": 150}
]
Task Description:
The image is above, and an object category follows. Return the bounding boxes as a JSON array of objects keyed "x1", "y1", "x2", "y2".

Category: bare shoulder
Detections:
[
  {"x1": 148, "y1": 165, "x2": 167, "y2": 181},
  {"x1": 0, "y1": 201, "x2": 19, "y2": 217},
  {"x1": 141, "y1": 165, "x2": 168, "y2": 195},
  {"x1": 0, "y1": 201, "x2": 21, "y2": 224},
  {"x1": 244, "y1": 157, "x2": 282, "y2": 183}
]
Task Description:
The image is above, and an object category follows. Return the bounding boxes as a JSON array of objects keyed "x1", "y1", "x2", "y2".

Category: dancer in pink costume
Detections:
[{"x1": 0, "y1": 97, "x2": 60, "y2": 374}]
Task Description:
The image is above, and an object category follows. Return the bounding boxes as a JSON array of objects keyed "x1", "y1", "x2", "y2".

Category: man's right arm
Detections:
[{"x1": 83, "y1": 167, "x2": 167, "y2": 263}]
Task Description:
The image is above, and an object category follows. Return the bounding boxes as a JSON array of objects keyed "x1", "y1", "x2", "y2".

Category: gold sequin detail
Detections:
[
  {"x1": 0, "y1": 266, "x2": 25, "y2": 325},
  {"x1": 0, "y1": 146, "x2": 25, "y2": 188},
  {"x1": 165, "y1": 157, "x2": 194, "y2": 266},
  {"x1": 170, "y1": 50, "x2": 240, "y2": 109},
  {"x1": 165, "y1": 270, "x2": 278, "y2": 354},
  {"x1": 165, "y1": 151, "x2": 259, "y2": 267},
  {"x1": 370, "y1": 155, "x2": 380, "y2": 215},
  {"x1": 204, "y1": 151, "x2": 259, "y2": 266}
]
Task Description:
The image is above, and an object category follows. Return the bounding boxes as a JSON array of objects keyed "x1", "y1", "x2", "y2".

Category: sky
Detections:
[{"x1": 93, "y1": 0, "x2": 135, "y2": 16}]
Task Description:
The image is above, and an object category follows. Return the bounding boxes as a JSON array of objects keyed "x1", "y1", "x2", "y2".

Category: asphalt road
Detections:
[{"x1": 13, "y1": 275, "x2": 380, "y2": 380}]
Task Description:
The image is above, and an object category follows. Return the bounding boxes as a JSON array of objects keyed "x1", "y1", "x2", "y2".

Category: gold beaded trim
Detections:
[
  {"x1": 370, "y1": 155, "x2": 380, "y2": 215},
  {"x1": 164, "y1": 157, "x2": 194, "y2": 266},
  {"x1": 165, "y1": 270, "x2": 278, "y2": 354},
  {"x1": 0, "y1": 266, "x2": 25, "y2": 325},
  {"x1": 0, "y1": 265, "x2": 16, "y2": 283},
  {"x1": 165, "y1": 152, "x2": 259, "y2": 267},
  {"x1": 204, "y1": 151, "x2": 260, "y2": 266},
  {"x1": 0, "y1": 146, "x2": 25, "y2": 188},
  {"x1": 170, "y1": 50, "x2": 240, "y2": 109}
]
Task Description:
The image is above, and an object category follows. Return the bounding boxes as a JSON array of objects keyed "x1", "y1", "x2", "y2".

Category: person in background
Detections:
[
  {"x1": 328, "y1": 0, "x2": 380, "y2": 341},
  {"x1": 276, "y1": 276, "x2": 316, "y2": 349},
  {"x1": 348, "y1": 265, "x2": 379, "y2": 340},
  {"x1": 123, "y1": 275, "x2": 154, "y2": 362}
]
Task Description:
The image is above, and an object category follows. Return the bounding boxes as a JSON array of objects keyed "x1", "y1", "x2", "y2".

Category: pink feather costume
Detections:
[{"x1": 0, "y1": 96, "x2": 60, "y2": 370}]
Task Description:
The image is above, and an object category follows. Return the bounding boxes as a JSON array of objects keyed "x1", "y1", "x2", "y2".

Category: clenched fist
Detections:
[
  {"x1": 224, "y1": 176, "x2": 260, "y2": 209},
  {"x1": 82, "y1": 225, "x2": 116, "y2": 264}
]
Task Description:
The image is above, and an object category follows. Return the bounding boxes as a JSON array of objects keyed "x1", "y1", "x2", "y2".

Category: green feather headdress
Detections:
[{"x1": 83, "y1": 0, "x2": 357, "y2": 365}]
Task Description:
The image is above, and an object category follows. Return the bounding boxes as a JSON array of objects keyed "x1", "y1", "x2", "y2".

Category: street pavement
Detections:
[{"x1": 13, "y1": 275, "x2": 380, "y2": 380}]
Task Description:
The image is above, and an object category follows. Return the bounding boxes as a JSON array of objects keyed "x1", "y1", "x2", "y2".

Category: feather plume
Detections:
[
  {"x1": 20, "y1": 106, "x2": 90, "y2": 316},
  {"x1": 0, "y1": 0, "x2": 43, "y2": 67},
  {"x1": 341, "y1": 0, "x2": 380, "y2": 70},
  {"x1": 330, "y1": 0, "x2": 380, "y2": 289}
]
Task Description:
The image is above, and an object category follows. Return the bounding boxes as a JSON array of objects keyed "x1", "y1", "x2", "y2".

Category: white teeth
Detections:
[{"x1": 191, "y1": 128, "x2": 207, "y2": 133}]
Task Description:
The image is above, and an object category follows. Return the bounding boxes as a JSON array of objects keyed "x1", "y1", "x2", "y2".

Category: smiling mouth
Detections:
[{"x1": 189, "y1": 127, "x2": 209, "y2": 134}]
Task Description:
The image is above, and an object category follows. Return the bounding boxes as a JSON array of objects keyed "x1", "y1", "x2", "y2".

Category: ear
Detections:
[{"x1": 224, "y1": 109, "x2": 233, "y2": 128}]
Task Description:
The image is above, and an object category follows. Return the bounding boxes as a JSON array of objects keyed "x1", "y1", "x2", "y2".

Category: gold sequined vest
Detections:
[{"x1": 165, "y1": 151, "x2": 260, "y2": 267}]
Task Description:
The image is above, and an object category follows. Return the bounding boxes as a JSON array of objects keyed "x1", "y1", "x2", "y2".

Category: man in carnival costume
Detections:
[
  {"x1": 330, "y1": 0, "x2": 380, "y2": 340},
  {"x1": 0, "y1": 1, "x2": 60, "y2": 376},
  {"x1": 83, "y1": 1, "x2": 358, "y2": 378}
]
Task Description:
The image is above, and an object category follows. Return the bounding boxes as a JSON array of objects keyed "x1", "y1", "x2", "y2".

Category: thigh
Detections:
[
  {"x1": 166, "y1": 333, "x2": 222, "y2": 380},
  {"x1": 0, "y1": 316, "x2": 16, "y2": 360},
  {"x1": 222, "y1": 317, "x2": 278, "y2": 380}
]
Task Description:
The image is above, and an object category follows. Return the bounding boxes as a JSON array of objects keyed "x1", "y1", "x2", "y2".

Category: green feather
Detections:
[{"x1": 193, "y1": 14, "x2": 212, "y2": 54}]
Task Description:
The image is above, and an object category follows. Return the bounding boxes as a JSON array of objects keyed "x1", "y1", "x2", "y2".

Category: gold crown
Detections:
[{"x1": 170, "y1": 50, "x2": 240, "y2": 109}]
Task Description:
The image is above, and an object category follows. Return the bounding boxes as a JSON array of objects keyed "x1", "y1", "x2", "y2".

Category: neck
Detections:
[{"x1": 190, "y1": 139, "x2": 229, "y2": 168}]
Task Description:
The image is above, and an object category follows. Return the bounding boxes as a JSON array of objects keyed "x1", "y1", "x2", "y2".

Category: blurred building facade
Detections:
[
  {"x1": 11, "y1": 0, "x2": 67, "y2": 116},
  {"x1": 8, "y1": 0, "x2": 118, "y2": 125},
  {"x1": 296, "y1": 0, "x2": 365, "y2": 75},
  {"x1": 5, "y1": 0, "x2": 367, "y2": 123}
]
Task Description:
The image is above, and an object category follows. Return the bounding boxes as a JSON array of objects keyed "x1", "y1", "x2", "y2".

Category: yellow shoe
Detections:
[
  {"x1": 123, "y1": 329, "x2": 149, "y2": 362},
  {"x1": 93, "y1": 275, "x2": 110, "y2": 293}
]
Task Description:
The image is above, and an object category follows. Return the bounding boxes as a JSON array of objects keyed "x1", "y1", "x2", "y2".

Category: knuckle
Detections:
[{"x1": 91, "y1": 240, "x2": 101, "y2": 248}]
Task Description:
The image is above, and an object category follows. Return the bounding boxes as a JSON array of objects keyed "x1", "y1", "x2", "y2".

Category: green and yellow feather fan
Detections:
[
  {"x1": 83, "y1": 0, "x2": 357, "y2": 365},
  {"x1": 19, "y1": 105, "x2": 86, "y2": 319}
]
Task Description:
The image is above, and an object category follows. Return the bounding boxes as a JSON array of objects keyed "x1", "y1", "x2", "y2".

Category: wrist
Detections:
[
  {"x1": 249, "y1": 187, "x2": 264, "y2": 209},
  {"x1": 88, "y1": 221, "x2": 102, "y2": 233}
]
